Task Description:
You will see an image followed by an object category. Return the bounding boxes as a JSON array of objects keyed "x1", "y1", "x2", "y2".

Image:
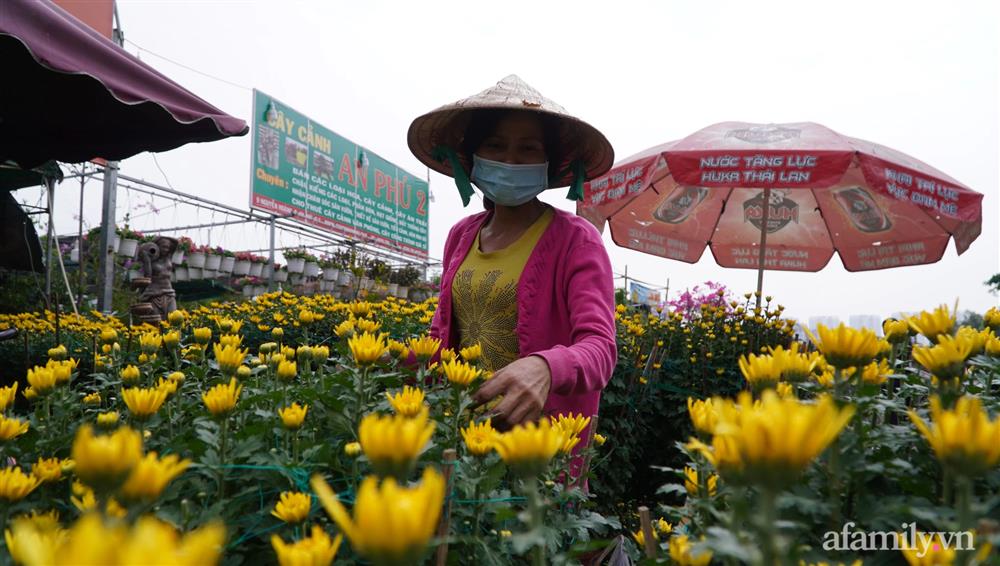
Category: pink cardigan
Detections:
[{"x1": 430, "y1": 206, "x2": 618, "y2": 421}]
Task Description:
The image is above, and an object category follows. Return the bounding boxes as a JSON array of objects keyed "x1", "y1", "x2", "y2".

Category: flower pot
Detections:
[
  {"x1": 304, "y1": 261, "x2": 320, "y2": 277},
  {"x1": 387, "y1": 283, "x2": 398, "y2": 295},
  {"x1": 337, "y1": 271, "x2": 352, "y2": 286},
  {"x1": 203, "y1": 269, "x2": 219, "y2": 279},
  {"x1": 219, "y1": 256, "x2": 236, "y2": 273},
  {"x1": 204, "y1": 254, "x2": 222, "y2": 271},
  {"x1": 110, "y1": 233, "x2": 120, "y2": 253},
  {"x1": 118, "y1": 238, "x2": 139, "y2": 257},
  {"x1": 262, "y1": 264, "x2": 274, "y2": 278},
  {"x1": 290, "y1": 273, "x2": 303, "y2": 285},
  {"x1": 274, "y1": 270, "x2": 288, "y2": 282},
  {"x1": 396, "y1": 285, "x2": 409, "y2": 299},
  {"x1": 360, "y1": 277, "x2": 374, "y2": 291},
  {"x1": 187, "y1": 267, "x2": 203, "y2": 279},
  {"x1": 242, "y1": 285, "x2": 254, "y2": 297},
  {"x1": 69, "y1": 246, "x2": 80, "y2": 263},
  {"x1": 187, "y1": 252, "x2": 206, "y2": 268},
  {"x1": 126, "y1": 268, "x2": 143, "y2": 281},
  {"x1": 249, "y1": 262, "x2": 264, "y2": 277},
  {"x1": 253, "y1": 285, "x2": 267, "y2": 296},
  {"x1": 171, "y1": 250, "x2": 185, "y2": 265},
  {"x1": 233, "y1": 260, "x2": 251, "y2": 276},
  {"x1": 286, "y1": 257, "x2": 305, "y2": 273},
  {"x1": 174, "y1": 266, "x2": 189, "y2": 281}
]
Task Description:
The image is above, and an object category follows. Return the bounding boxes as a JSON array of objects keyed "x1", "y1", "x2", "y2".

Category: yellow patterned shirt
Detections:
[{"x1": 452, "y1": 208, "x2": 554, "y2": 372}]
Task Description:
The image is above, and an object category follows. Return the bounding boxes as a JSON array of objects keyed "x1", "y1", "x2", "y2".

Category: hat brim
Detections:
[{"x1": 408, "y1": 105, "x2": 614, "y2": 189}]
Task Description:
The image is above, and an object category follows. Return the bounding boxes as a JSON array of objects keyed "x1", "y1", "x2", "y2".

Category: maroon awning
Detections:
[{"x1": 0, "y1": 0, "x2": 248, "y2": 169}]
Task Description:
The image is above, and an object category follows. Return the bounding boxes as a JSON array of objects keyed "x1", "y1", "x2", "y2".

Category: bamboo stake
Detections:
[
  {"x1": 638, "y1": 505, "x2": 656, "y2": 559},
  {"x1": 435, "y1": 449, "x2": 458, "y2": 566}
]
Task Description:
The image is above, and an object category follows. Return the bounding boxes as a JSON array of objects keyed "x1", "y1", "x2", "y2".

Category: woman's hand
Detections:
[{"x1": 473, "y1": 355, "x2": 551, "y2": 430}]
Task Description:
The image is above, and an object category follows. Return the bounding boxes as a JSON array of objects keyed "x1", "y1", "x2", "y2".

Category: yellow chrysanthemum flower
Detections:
[
  {"x1": 461, "y1": 419, "x2": 497, "y2": 457},
  {"x1": 271, "y1": 526, "x2": 342, "y2": 566},
  {"x1": 494, "y1": 419, "x2": 564, "y2": 477},
  {"x1": 96, "y1": 411, "x2": 119, "y2": 428},
  {"x1": 355, "y1": 319, "x2": 381, "y2": 335},
  {"x1": 359, "y1": 410, "x2": 435, "y2": 479},
  {"x1": 81, "y1": 391, "x2": 101, "y2": 405},
  {"x1": 311, "y1": 345, "x2": 330, "y2": 364},
  {"x1": 551, "y1": 413, "x2": 591, "y2": 454},
  {"x1": 803, "y1": 323, "x2": 881, "y2": 369},
  {"x1": 120, "y1": 452, "x2": 191, "y2": 503},
  {"x1": 685, "y1": 391, "x2": 854, "y2": 488},
  {"x1": 738, "y1": 352, "x2": 781, "y2": 390},
  {"x1": 6, "y1": 513, "x2": 225, "y2": 566},
  {"x1": 311, "y1": 467, "x2": 444, "y2": 566},
  {"x1": 271, "y1": 491, "x2": 312, "y2": 524},
  {"x1": 121, "y1": 386, "x2": 168, "y2": 420},
  {"x1": 593, "y1": 433, "x2": 607, "y2": 446},
  {"x1": 657, "y1": 518, "x2": 673, "y2": 535},
  {"x1": 348, "y1": 332, "x2": 388, "y2": 367},
  {"x1": 440, "y1": 358, "x2": 482, "y2": 389},
  {"x1": 0, "y1": 382, "x2": 18, "y2": 412},
  {"x1": 669, "y1": 535, "x2": 713, "y2": 566},
  {"x1": 167, "y1": 309, "x2": 186, "y2": 327},
  {"x1": 202, "y1": 378, "x2": 242, "y2": 418},
  {"x1": 882, "y1": 318, "x2": 911, "y2": 344},
  {"x1": 985, "y1": 307, "x2": 1000, "y2": 332},
  {"x1": 346, "y1": 301, "x2": 373, "y2": 319},
  {"x1": 0, "y1": 415, "x2": 29, "y2": 441},
  {"x1": 71, "y1": 425, "x2": 143, "y2": 491},
  {"x1": 407, "y1": 335, "x2": 441, "y2": 362},
  {"x1": 853, "y1": 359, "x2": 891, "y2": 386},
  {"x1": 687, "y1": 397, "x2": 733, "y2": 436},
  {"x1": 276, "y1": 360, "x2": 297, "y2": 381},
  {"x1": 162, "y1": 330, "x2": 180, "y2": 350},
  {"x1": 0, "y1": 466, "x2": 42, "y2": 502},
  {"x1": 31, "y1": 457, "x2": 66, "y2": 483},
  {"x1": 278, "y1": 403, "x2": 308, "y2": 430},
  {"x1": 683, "y1": 466, "x2": 718, "y2": 497},
  {"x1": 766, "y1": 343, "x2": 823, "y2": 383},
  {"x1": 192, "y1": 327, "x2": 212, "y2": 345},
  {"x1": 955, "y1": 326, "x2": 990, "y2": 357},
  {"x1": 386, "y1": 386, "x2": 426, "y2": 418},
  {"x1": 334, "y1": 319, "x2": 356, "y2": 338},
  {"x1": 48, "y1": 344, "x2": 67, "y2": 361},
  {"x1": 912, "y1": 334, "x2": 971, "y2": 380},
  {"x1": 631, "y1": 527, "x2": 658, "y2": 548},
  {"x1": 908, "y1": 396, "x2": 1000, "y2": 477},
  {"x1": 100, "y1": 327, "x2": 118, "y2": 344},
  {"x1": 120, "y1": 364, "x2": 141, "y2": 384},
  {"x1": 139, "y1": 331, "x2": 163, "y2": 354},
  {"x1": 26, "y1": 365, "x2": 57, "y2": 395},
  {"x1": 439, "y1": 348, "x2": 457, "y2": 363},
  {"x1": 213, "y1": 343, "x2": 248, "y2": 376},
  {"x1": 459, "y1": 343, "x2": 482, "y2": 363},
  {"x1": 344, "y1": 442, "x2": 362, "y2": 457},
  {"x1": 906, "y1": 304, "x2": 956, "y2": 342}
]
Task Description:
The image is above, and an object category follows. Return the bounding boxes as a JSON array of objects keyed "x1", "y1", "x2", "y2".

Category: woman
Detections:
[{"x1": 407, "y1": 75, "x2": 617, "y2": 434}]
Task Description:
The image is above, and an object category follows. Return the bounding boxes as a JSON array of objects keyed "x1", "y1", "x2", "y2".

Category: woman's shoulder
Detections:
[{"x1": 549, "y1": 207, "x2": 604, "y2": 248}]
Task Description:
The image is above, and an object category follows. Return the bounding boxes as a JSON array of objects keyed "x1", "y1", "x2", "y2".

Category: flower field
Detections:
[{"x1": 0, "y1": 291, "x2": 999, "y2": 565}]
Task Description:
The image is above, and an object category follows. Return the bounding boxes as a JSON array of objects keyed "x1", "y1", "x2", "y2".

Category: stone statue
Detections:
[{"x1": 130, "y1": 236, "x2": 177, "y2": 324}]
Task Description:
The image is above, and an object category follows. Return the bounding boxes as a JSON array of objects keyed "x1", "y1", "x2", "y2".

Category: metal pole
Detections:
[
  {"x1": 755, "y1": 187, "x2": 771, "y2": 310},
  {"x1": 44, "y1": 177, "x2": 55, "y2": 307},
  {"x1": 623, "y1": 265, "x2": 629, "y2": 303},
  {"x1": 268, "y1": 215, "x2": 277, "y2": 291},
  {"x1": 97, "y1": 162, "x2": 119, "y2": 312},
  {"x1": 77, "y1": 166, "x2": 86, "y2": 311}
]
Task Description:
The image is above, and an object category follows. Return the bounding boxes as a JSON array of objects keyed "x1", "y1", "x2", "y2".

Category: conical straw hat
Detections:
[{"x1": 407, "y1": 75, "x2": 614, "y2": 188}]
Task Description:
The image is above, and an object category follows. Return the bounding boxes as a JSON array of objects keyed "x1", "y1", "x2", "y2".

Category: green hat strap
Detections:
[
  {"x1": 431, "y1": 145, "x2": 475, "y2": 207},
  {"x1": 560, "y1": 159, "x2": 587, "y2": 202}
]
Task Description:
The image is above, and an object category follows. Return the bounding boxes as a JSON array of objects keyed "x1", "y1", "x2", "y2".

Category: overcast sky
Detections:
[{"x1": 28, "y1": 0, "x2": 999, "y2": 323}]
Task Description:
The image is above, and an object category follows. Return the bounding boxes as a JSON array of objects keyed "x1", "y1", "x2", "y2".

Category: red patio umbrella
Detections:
[
  {"x1": 0, "y1": 0, "x2": 248, "y2": 169},
  {"x1": 578, "y1": 122, "x2": 983, "y2": 301}
]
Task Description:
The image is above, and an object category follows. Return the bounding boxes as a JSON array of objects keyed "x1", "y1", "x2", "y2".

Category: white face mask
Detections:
[{"x1": 470, "y1": 155, "x2": 549, "y2": 206}]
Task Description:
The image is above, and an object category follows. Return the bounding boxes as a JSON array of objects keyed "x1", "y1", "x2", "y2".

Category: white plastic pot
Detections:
[
  {"x1": 118, "y1": 238, "x2": 139, "y2": 257},
  {"x1": 323, "y1": 268, "x2": 339, "y2": 281},
  {"x1": 233, "y1": 260, "x2": 251, "y2": 276},
  {"x1": 262, "y1": 264, "x2": 274, "y2": 278},
  {"x1": 337, "y1": 271, "x2": 352, "y2": 286},
  {"x1": 204, "y1": 254, "x2": 222, "y2": 271},
  {"x1": 253, "y1": 285, "x2": 266, "y2": 296},
  {"x1": 187, "y1": 267, "x2": 203, "y2": 279},
  {"x1": 219, "y1": 256, "x2": 236, "y2": 273},
  {"x1": 171, "y1": 250, "x2": 185, "y2": 265},
  {"x1": 286, "y1": 258, "x2": 305, "y2": 273},
  {"x1": 274, "y1": 270, "x2": 288, "y2": 282},
  {"x1": 387, "y1": 283, "x2": 398, "y2": 295},
  {"x1": 304, "y1": 261, "x2": 320, "y2": 277},
  {"x1": 249, "y1": 262, "x2": 264, "y2": 277},
  {"x1": 187, "y1": 252, "x2": 206, "y2": 268},
  {"x1": 203, "y1": 269, "x2": 218, "y2": 279},
  {"x1": 242, "y1": 285, "x2": 254, "y2": 297},
  {"x1": 174, "y1": 266, "x2": 189, "y2": 281}
]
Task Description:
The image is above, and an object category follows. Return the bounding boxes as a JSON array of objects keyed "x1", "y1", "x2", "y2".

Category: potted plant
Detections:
[
  {"x1": 319, "y1": 255, "x2": 340, "y2": 282},
  {"x1": 248, "y1": 254, "x2": 265, "y2": 277},
  {"x1": 237, "y1": 276, "x2": 255, "y2": 297},
  {"x1": 187, "y1": 243, "x2": 207, "y2": 269},
  {"x1": 174, "y1": 261, "x2": 189, "y2": 281},
  {"x1": 174, "y1": 237, "x2": 193, "y2": 265},
  {"x1": 232, "y1": 251, "x2": 253, "y2": 276},
  {"x1": 284, "y1": 248, "x2": 309, "y2": 274},
  {"x1": 261, "y1": 258, "x2": 275, "y2": 279},
  {"x1": 393, "y1": 265, "x2": 422, "y2": 299},
  {"x1": 303, "y1": 252, "x2": 320, "y2": 278},
  {"x1": 218, "y1": 247, "x2": 236, "y2": 273},
  {"x1": 116, "y1": 226, "x2": 143, "y2": 257},
  {"x1": 273, "y1": 264, "x2": 288, "y2": 282},
  {"x1": 204, "y1": 247, "x2": 222, "y2": 271}
]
